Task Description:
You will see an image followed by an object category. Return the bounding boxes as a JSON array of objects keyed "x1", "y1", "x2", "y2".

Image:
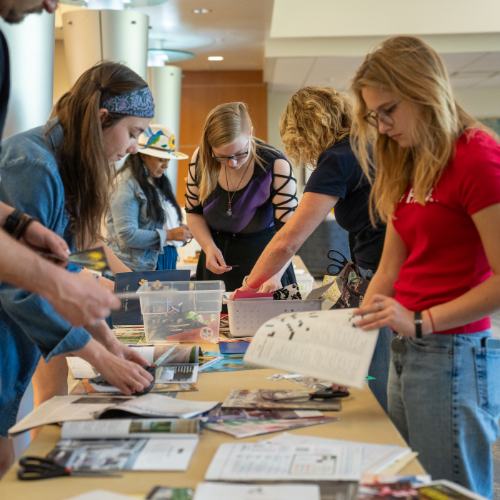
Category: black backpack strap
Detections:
[{"x1": 372, "y1": 225, "x2": 386, "y2": 272}]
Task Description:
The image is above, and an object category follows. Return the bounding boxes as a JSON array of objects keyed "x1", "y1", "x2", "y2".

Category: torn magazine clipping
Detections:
[
  {"x1": 47, "y1": 436, "x2": 199, "y2": 472},
  {"x1": 243, "y1": 309, "x2": 379, "y2": 389},
  {"x1": 61, "y1": 418, "x2": 200, "y2": 440}
]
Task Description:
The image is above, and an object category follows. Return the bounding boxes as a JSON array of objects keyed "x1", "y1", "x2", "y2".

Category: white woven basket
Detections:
[{"x1": 227, "y1": 298, "x2": 323, "y2": 337}]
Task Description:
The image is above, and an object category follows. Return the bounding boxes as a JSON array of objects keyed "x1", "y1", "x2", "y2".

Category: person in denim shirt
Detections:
[
  {"x1": 0, "y1": 62, "x2": 156, "y2": 476},
  {"x1": 0, "y1": 0, "x2": 120, "y2": 329},
  {"x1": 107, "y1": 124, "x2": 191, "y2": 271}
]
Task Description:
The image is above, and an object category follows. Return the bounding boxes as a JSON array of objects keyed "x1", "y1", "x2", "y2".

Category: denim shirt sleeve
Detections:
[
  {"x1": 109, "y1": 176, "x2": 166, "y2": 252},
  {"x1": 0, "y1": 154, "x2": 91, "y2": 359}
]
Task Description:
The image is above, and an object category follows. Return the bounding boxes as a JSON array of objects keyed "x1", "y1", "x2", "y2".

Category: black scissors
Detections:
[
  {"x1": 264, "y1": 388, "x2": 350, "y2": 402},
  {"x1": 326, "y1": 250, "x2": 349, "y2": 276},
  {"x1": 310, "y1": 387, "x2": 350, "y2": 400},
  {"x1": 18, "y1": 456, "x2": 122, "y2": 480}
]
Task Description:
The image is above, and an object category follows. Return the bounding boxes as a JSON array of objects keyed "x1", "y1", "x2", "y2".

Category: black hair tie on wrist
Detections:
[{"x1": 414, "y1": 311, "x2": 423, "y2": 338}]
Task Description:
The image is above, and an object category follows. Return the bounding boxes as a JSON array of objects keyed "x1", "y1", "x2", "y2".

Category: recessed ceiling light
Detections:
[
  {"x1": 193, "y1": 8, "x2": 212, "y2": 13},
  {"x1": 208, "y1": 56, "x2": 223, "y2": 61}
]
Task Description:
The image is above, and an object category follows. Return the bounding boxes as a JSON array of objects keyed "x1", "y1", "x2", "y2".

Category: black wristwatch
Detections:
[
  {"x1": 4, "y1": 209, "x2": 35, "y2": 240},
  {"x1": 414, "y1": 311, "x2": 423, "y2": 339}
]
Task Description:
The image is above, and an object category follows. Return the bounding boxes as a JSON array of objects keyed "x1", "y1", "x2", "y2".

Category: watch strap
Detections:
[
  {"x1": 4, "y1": 209, "x2": 24, "y2": 235},
  {"x1": 4, "y1": 209, "x2": 35, "y2": 240},
  {"x1": 414, "y1": 311, "x2": 423, "y2": 338}
]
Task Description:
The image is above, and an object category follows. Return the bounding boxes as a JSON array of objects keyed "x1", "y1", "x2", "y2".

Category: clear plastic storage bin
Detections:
[{"x1": 137, "y1": 281, "x2": 224, "y2": 344}]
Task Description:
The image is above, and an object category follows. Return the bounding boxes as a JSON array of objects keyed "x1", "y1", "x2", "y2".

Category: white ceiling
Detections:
[
  {"x1": 270, "y1": 52, "x2": 500, "y2": 93},
  {"x1": 55, "y1": 0, "x2": 500, "y2": 92}
]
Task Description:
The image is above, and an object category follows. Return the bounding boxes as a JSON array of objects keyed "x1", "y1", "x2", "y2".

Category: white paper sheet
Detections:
[
  {"x1": 262, "y1": 432, "x2": 411, "y2": 474},
  {"x1": 205, "y1": 442, "x2": 363, "y2": 481},
  {"x1": 117, "y1": 394, "x2": 218, "y2": 419},
  {"x1": 131, "y1": 437, "x2": 198, "y2": 471},
  {"x1": 8, "y1": 396, "x2": 129, "y2": 435},
  {"x1": 9, "y1": 395, "x2": 218, "y2": 436},
  {"x1": 244, "y1": 309, "x2": 379, "y2": 388},
  {"x1": 194, "y1": 483, "x2": 321, "y2": 500},
  {"x1": 66, "y1": 357, "x2": 97, "y2": 379}
]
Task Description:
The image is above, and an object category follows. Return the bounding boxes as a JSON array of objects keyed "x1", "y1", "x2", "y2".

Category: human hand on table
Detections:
[
  {"x1": 258, "y1": 274, "x2": 282, "y2": 293},
  {"x1": 353, "y1": 294, "x2": 431, "y2": 337},
  {"x1": 205, "y1": 246, "x2": 232, "y2": 274},
  {"x1": 86, "y1": 321, "x2": 149, "y2": 366},
  {"x1": 43, "y1": 271, "x2": 120, "y2": 327},
  {"x1": 75, "y1": 339, "x2": 153, "y2": 396}
]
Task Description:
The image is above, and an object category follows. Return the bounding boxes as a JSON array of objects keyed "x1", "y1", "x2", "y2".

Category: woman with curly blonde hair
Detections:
[
  {"x1": 352, "y1": 36, "x2": 500, "y2": 497},
  {"x1": 232, "y1": 86, "x2": 390, "y2": 410}
]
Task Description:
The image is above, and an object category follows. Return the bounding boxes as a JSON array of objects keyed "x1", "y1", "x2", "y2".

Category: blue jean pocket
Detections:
[
  {"x1": 406, "y1": 334, "x2": 452, "y2": 354},
  {"x1": 474, "y1": 346, "x2": 500, "y2": 417}
]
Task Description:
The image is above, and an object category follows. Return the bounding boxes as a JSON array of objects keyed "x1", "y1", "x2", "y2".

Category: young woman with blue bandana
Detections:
[
  {"x1": 107, "y1": 124, "x2": 192, "y2": 271},
  {"x1": 0, "y1": 62, "x2": 156, "y2": 475}
]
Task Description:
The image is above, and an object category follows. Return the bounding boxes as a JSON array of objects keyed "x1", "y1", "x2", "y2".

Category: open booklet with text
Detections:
[{"x1": 243, "y1": 309, "x2": 379, "y2": 388}]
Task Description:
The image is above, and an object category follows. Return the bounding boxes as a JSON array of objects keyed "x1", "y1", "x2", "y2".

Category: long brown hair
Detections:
[
  {"x1": 280, "y1": 86, "x2": 352, "y2": 167},
  {"x1": 51, "y1": 62, "x2": 148, "y2": 249},
  {"x1": 350, "y1": 36, "x2": 495, "y2": 223},
  {"x1": 197, "y1": 102, "x2": 272, "y2": 203},
  {"x1": 118, "y1": 153, "x2": 183, "y2": 225}
]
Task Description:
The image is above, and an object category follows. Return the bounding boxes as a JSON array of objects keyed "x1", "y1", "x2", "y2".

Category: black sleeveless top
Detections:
[{"x1": 185, "y1": 142, "x2": 297, "y2": 234}]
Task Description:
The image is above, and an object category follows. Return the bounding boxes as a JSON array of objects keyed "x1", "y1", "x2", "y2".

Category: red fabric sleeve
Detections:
[{"x1": 458, "y1": 131, "x2": 500, "y2": 216}]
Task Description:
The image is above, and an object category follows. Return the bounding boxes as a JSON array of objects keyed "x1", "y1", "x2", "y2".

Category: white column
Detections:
[
  {"x1": 147, "y1": 65, "x2": 182, "y2": 191},
  {"x1": 62, "y1": 9, "x2": 149, "y2": 85},
  {"x1": 0, "y1": 11, "x2": 55, "y2": 139}
]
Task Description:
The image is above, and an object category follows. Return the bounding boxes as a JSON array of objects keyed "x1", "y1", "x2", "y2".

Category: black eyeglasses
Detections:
[
  {"x1": 212, "y1": 151, "x2": 249, "y2": 163},
  {"x1": 212, "y1": 139, "x2": 250, "y2": 163},
  {"x1": 364, "y1": 101, "x2": 401, "y2": 129}
]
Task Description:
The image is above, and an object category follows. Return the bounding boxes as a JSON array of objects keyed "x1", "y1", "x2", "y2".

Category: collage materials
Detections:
[{"x1": 222, "y1": 389, "x2": 342, "y2": 411}]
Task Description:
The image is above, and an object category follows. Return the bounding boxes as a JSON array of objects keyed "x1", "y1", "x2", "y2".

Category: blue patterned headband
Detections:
[{"x1": 100, "y1": 86, "x2": 155, "y2": 119}]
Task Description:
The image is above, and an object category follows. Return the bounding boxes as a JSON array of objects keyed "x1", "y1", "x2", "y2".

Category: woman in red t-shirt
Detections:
[{"x1": 351, "y1": 36, "x2": 500, "y2": 498}]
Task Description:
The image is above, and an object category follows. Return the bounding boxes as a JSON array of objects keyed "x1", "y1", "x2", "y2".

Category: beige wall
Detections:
[
  {"x1": 53, "y1": 40, "x2": 70, "y2": 105},
  {"x1": 455, "y1": 87, "x2": 500, "y2": 118}
]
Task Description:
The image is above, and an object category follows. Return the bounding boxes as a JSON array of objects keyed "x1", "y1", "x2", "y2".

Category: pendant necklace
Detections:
[{"x1": 224, "y1": 158, "x2": 251, "y2": 216}]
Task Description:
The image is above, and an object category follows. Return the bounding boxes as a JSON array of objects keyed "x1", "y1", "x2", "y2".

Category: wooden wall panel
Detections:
[{"x1": 176, "y1": 70, "x2": 267, "y2": 205}]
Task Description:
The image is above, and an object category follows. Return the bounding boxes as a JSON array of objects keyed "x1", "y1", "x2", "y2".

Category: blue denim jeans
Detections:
[
  {"x1": 368, "y1": 326, "x2": 391, "y2": 413},
  {"x1": 388, "y1": 331, "x2": 500, "y2": 499}
]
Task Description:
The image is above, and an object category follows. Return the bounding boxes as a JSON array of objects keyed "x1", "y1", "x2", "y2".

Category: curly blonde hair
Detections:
[{"x1": 279, "y1": 86, "x2": 352, "y2": 167}]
